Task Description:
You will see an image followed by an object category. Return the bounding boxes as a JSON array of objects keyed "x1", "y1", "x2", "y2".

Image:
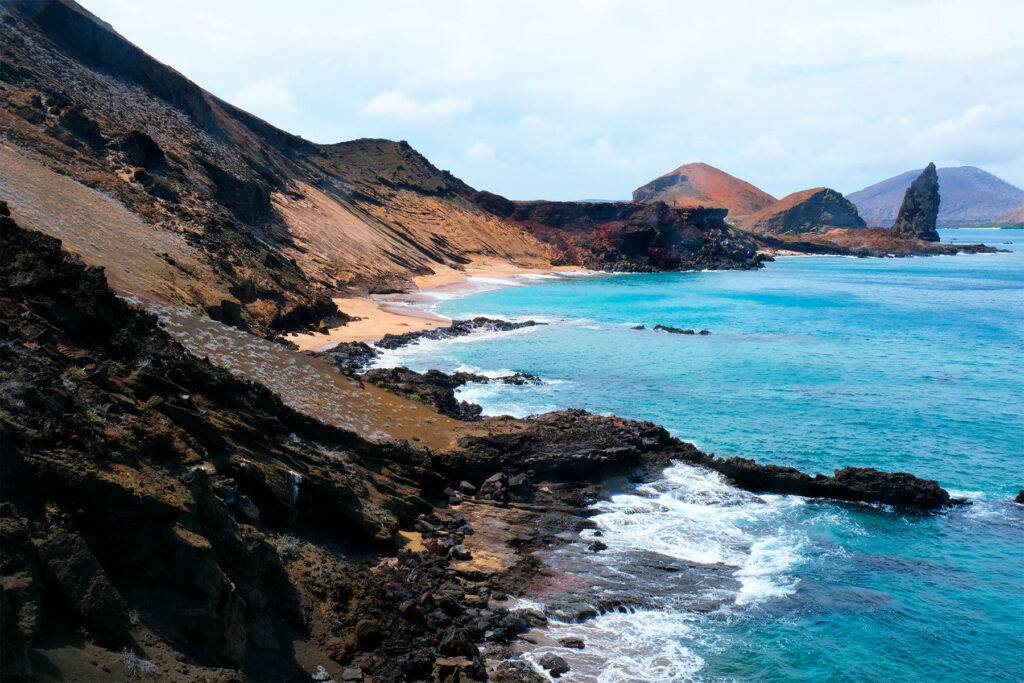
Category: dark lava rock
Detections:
[
  {"x1": 449, "y1": 545, "x2": 473, "y2": 561},
  {"x1": 1015, "y1": 490, "x2": 1024, "y2": 504},
  {"x1": 318, "y1": 341, "x2": 379, "y2": 372},
  {"x1": 376, "y1": 317, "x2": 544, "y2": 350},
  {"x1": 34, "y1": 532, "x2": 133, "y2": 646},
  {"x1": 491, "y1": 660, "x2": 547, "y2": 683},
  {"x1": 745, "y1": 187, "x2": 866, "y2": 235},
  {"x1": 496, "y1": 200, "x2": 765, "y2": 272},
  {"x1": 690, "y1": 456, "x2": 953, "y2": 509},
  {"x1": 361, "y1": 366, "x2": 483, "y2": 420},
  {"x1": 891, "y1": 163, "x2": 940, "y2": 242},
  {"x1": 539, "y1": 653, "x2": 570, "y2": 677},
  {"x1": 654, "y1": 324, "x2": 695, "y2": 334},
  {"x1": 558, "y1": 637, "x2": 585, "y2": 649}
]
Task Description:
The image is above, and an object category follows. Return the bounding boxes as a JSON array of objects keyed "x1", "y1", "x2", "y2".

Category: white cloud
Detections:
[
  {"x1": 463, "y1": 141, "x2": 495, "y2": 162},
  {"x1": 79, "y1": 0, "x2": 1024, "y2": 198},
  {"x1": 227, "y1": 78, "x2": 298, "y2": 117},
  {"x1": 363, "y1": 90, "x2": 472, "y2": 120}
]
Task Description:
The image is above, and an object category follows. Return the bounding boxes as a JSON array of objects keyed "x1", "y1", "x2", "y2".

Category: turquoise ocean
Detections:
[{"x1": 373, "y1": 229, "x2": 1024, "y2": 682}]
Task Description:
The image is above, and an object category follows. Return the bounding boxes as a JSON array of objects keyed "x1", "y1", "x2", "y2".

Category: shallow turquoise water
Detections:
[{"x1": 377, "y1": 229, "x2": 1024, "y2": 681}]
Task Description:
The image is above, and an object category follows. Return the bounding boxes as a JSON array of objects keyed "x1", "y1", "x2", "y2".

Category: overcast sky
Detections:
[{"x1": 81, "y1": 0, "x2": 1024, "y2": 201}]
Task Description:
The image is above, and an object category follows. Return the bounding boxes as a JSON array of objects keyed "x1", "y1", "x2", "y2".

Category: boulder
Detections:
[{"x1": 539, "y1": 653, "x2": 570, "y2": 677}]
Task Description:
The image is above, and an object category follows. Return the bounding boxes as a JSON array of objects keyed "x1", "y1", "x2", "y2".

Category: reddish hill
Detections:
[
  {"x1": 743, "y1": 187, "x2": 866, "y2": 235},
  {"x1": 998, "y1": 204, "x2": 1024, "y2": 225},
  {"x1": 632, "y1": 162, "x2": 777, "y2": 219}
]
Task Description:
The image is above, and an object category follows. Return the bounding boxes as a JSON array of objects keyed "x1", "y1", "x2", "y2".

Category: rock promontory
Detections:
[{"x1": 890, "y1": 163, "x2": 941, "y2": 241}]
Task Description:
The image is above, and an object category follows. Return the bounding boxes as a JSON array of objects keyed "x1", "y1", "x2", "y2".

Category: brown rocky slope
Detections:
[{"x1": 0, "y1": 0, "x2": 766, "y2": 340}]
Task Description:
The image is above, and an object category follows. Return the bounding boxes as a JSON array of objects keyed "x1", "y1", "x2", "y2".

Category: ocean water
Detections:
[{"x1": 374, "y1": 229, "x2": 1024, "y2": 682}]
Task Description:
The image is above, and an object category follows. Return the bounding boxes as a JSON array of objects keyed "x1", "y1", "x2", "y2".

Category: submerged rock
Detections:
[{"x1": 891, "y1": 163, "x2": 941, "y2": 242}]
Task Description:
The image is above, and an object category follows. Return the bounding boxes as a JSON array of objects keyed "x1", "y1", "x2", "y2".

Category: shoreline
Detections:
[{"x1": 286, "y1": 260, "x2": 592, "y2": 350}]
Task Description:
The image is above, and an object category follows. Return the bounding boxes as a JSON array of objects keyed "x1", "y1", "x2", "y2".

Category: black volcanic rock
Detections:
[
  {"x1": 499, "y1": 200, "x2": 764, "y2": 271},
  {"x1": 375, "y1": 317, "x2": 543, "y2": 350},
  {"x1": 692, "y1": 457, "x2": 952, "y2": 509},
  {"x1": 891, "y1": 163, "x2": 941, "y2": 241},
  {"x1": 744, "y1": 187, "x2": 867, "y2": 235}
]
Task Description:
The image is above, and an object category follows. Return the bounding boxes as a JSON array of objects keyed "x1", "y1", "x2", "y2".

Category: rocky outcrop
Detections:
[
  {"x1": 695, "y1": 458, "x2": 953, "y2": 509},
  {"x1": 363, "y1": 367, "x2": 485, "y2": 421},
  {"x1": 482, "y1": 199, "x2": 764, "y2": 271},
  {"x1": 756, "y1": 227, "x2": 1000, "y2": 258},
  {"x1": 375, "y1": 317, "x2": 544, "y2": 350},
  {"x1": 743, "y1": 187, "x2": 866, "y2": 235},
  {"x1": 632, "y1": 162, "x2": 777, "y2": 219},
  {"x1": 891, "y1": 163, "x2": 941, "y2": 241}
]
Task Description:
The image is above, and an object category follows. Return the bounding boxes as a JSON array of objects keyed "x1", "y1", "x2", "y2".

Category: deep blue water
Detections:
[{"x1": 375, "y1": 229, "x2": 1024, "y2": 682}]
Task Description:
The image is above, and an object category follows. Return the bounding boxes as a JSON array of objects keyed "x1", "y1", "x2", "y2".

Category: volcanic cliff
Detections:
[{"x1": 476, "y1": 196, "x2": 765, "y2": 271}]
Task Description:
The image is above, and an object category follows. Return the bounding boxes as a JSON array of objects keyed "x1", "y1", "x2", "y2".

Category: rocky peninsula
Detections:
[{"x1": 1, "y1": 209, "x2": 962, "y2": 680}]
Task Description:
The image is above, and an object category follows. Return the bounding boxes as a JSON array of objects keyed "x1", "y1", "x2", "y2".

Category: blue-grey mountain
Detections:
[{"x1": 848, "y1": 166, "x2": 1024, "y2": 227}]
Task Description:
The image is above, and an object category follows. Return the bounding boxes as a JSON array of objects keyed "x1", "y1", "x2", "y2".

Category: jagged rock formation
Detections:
[
  {"x1": 632, "y1": 162, "x2": 777, "y2": 220},
  {"x1": 890, "y1": 163, "x2": 941, "y2": 242},
  {"x1": 481, "y1": 199, "x2": 765, "y2": 271},
  {"x1": 849, "y1": 165, "x2": 1024, "y2": 227},
  {"x1": 743, "y1": 187, "x2": 866, "y2": 235}
]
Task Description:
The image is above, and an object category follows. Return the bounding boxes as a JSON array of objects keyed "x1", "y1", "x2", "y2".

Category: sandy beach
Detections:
[{"x1": 286, "y1": 259, "x2": 583, "y2": 351}]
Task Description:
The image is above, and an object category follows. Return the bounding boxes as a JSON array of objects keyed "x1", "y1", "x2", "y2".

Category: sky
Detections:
[{"x1": 80, "y1": 0, "x2": 1024, "y2": 201}]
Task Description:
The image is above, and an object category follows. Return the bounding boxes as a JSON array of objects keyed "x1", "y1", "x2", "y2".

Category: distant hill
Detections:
[
  {"x1": 632, "y1": 162, "x2": 776, "y2": 219},
  {"x1": 997, "y1": 204, "x2": 1024, "y2": 225},
  {"x1": 848, "y1": 166, "x2": 1024, "y2": 227}
]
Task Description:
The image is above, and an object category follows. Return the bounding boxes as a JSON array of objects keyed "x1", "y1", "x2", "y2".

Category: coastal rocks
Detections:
[
  {"x1": 539, "y1": 653, "x2": 570, "y2": 677},
  {"x1": 891, "y1": 163, "x2": 941, "y2": 241},
  {"x1": 318, "y1": 341, "x2": 379, "y2": 372},
  {"x1": 690, "y1": 456, "x2": 952, "y2": 509},
  {"x1": 487, "y1": 199, "x2": 765, "y2": 271},
  {"x1": 743, "y1": 187, "x2": 867, "y2": 235},
  {"x1": 375, "y1": 317, "x2": 544, "y2": 350},
  {"x1": 358, "y1": 366, "x2": 542, "y2": 421},
  {"x1": 652, "y1": 324, "x2": 709, "y2": 335},
  {"x1": 362, "y1": 367, "x2": 484, "y2": 420},
  {"x1": 1014, "y1": 490, "x2": 1024, "y2": 504}
]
